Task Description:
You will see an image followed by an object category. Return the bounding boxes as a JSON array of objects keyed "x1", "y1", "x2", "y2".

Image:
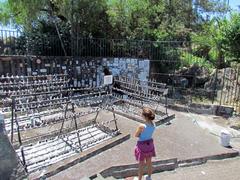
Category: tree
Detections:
[
  {"x1": 0, "y1": 0, "x2": 110, "y2": 37},
  {"x1": 191, "y1": 12, "x2": 240, "y2": 68},
  {"x1": 224, "y1": 13, "x2": 240, "y2": 62},
  {"x1": 0, "y1": 0, "x2": 230, "y2": 40},
  {"x1": 191, "y1": 17, "x2": 230, "y2": 68}
]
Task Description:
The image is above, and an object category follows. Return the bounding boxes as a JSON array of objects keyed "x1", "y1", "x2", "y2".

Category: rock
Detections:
[
  {"x1": 230, "y1": 125, "x2": 240, "y2": 130},
  {"x1": 206, "y1": 69, "x2": 227, "y2": 90},
  {"x1": 180, "y1": 77, "x2": 188, "y2": 87},
  {"x1": 176, "y1": 64, "x2": 210, "y2": 88},
  {"x1": 229, "y1": 116, "x2": 240, "y2": 130}
]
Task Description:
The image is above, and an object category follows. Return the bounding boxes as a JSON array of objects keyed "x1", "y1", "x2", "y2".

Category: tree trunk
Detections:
[{"x1": 217, "y1": 50, "x2": 225, "y2": 69}]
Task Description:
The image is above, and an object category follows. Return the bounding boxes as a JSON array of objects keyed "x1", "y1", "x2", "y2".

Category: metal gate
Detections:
[{"x1": 219, "y1": 65, "x2": 240, "y2": 114}]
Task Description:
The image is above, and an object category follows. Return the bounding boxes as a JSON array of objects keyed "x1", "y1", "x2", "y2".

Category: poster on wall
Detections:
[
  {"x1": 27, "y1": 68, "x2": 31, "y2": 73},
  {"x1": 104, "y1": 75, "x2": 113, "y2": 85},
  {"x1": 40, "y1": 69, "x2": 47, "y2": 73}
]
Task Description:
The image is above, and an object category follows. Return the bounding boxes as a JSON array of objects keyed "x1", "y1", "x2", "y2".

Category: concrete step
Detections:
[
  {"x1": 93, "y1": 174, "x2": 119, "y2": 180},
  {"x1": 95, "y1": 173, "x2": 105, "y2": 180},
  {"x1": 105, "y1": 176, "x2": 118, "y2": 180},
  {"x1": 80, "y1": 177, "x2": 91, "y2": 180}
]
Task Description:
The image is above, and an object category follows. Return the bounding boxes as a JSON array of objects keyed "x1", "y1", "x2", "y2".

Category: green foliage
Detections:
[
  {"x1": 0, "y1": 0, "x2": 49, "y2": 29},
  {"x1": 190, "y1": 17, "x2": 229, "y2": 68},
  {"x1": 180, "y1": 51, "x2": 214, "y2": 70},
  {"x1": 224, "y1": 13, "x2": 240, "y2": 62},
  {"x1": 0, "y1": 1, "x2": 11, "y2": 25},
  {"x1": 106, "y1": 0, "x2": 150, "y2": 39},
  {"x1": 106, "y1": 0, "x2": 197, "y2": 40},
  {"x1": 190, "y1": 12, "x2": 240, "y2": 67},
  {"x1": 0, "y1": 0, "x2": 229, "y2": 40}
]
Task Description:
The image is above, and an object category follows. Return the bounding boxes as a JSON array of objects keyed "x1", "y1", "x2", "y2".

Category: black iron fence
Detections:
[
  {"x1": 0, "y1": 29, "x2": 188, "y2": 61},
  {"x1": 0, "y1": 29, "x2": 70, "y2": 56},
  {"x1": 71, "y1": 38, "x2": 187, "y2": 61},
  {"x1": 0, "y1": 29, "x2": 21, "y2": 55},
  {"x1": 219, "y1": 65, "x2": 240, "y2": 113}
]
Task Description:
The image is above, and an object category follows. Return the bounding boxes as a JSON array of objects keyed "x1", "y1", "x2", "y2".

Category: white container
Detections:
[{"x1": 220, "y1": 130, "x2": 231, "y2": 147}]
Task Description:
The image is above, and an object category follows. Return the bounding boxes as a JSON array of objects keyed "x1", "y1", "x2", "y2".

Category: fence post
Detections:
[
  {"x1": 191, "y1": 71, "x2": 196, "y2": 104},
  {"x1": 212, "y1": 69, "x2": 218, "y2": 104},
  {"x1": 219, "y1": 68, "x2": 226, "y2": 106},
  {"x1": 234, "y1": 65, "x2": 239, "y2": 112},
  {"x1": 11, "y1": 97, "x2": 15, "y2": 143},
  {"x1": 172, "y1": 61, "x2": 176, "y2": 102}
]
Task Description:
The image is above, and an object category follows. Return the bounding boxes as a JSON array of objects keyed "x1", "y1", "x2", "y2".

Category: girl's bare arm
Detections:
[{"x1": 135, "y1": 124, "x2": 144, "y2": 137}]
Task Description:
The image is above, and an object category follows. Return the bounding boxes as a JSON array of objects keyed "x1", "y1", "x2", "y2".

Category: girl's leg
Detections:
[
  {"x1": 146, "y1": 157, "x2": 152, "y2": 177},
  {"x1": 138, "y1": 160, "x2": 145, "y2": 180}
]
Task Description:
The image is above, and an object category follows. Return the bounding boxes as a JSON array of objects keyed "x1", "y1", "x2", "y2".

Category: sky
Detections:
[{"x1": 228, "y1": 0, "x2": 240, "y2": 11}]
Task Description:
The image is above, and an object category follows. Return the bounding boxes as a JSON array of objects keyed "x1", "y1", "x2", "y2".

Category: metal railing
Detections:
[{"x1": 0, "y1": 29, "x2": 188, "y2": 61}]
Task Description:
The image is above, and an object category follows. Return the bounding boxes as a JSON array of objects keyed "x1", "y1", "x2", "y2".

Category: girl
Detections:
[{"x1": 134, "y1": 107, "x2": 156, "y2": 180}]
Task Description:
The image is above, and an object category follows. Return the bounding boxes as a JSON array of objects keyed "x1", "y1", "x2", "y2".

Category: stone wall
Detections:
[
  {"x1": 0, "y1": 113, "x2": 27, "y2": 179},
  {"x1": 168, "y1": 103, "x2": 234, "y2": 117}
]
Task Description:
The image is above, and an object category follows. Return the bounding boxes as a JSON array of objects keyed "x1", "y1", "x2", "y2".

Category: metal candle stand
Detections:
[
  {"x1": 2, "y1": 74, "x2": 69, "y2": 173},
  {"x1": 15, "y1": 95, "x2": 119, "y2": 173},
  {"x1": 7, "y1": 90, "x2": 111, "y2": 136},
  {"x1": 0, "y1": 74, "x2": 69, "y2": 113},
  {"x1": 0, "y1": 74, "x2": 68, "y2": 97},
  {"x1": 113, "y1": 75, "x2": 169, "y2": 114},
  {"x1": 5, "y1": 76, "x2": 119, "y2": 174}
]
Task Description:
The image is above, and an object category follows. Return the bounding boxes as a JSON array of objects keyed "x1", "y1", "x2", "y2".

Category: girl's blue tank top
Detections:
[{"x1": 139, "y1": 123, "x2": 155, "y2": 141}]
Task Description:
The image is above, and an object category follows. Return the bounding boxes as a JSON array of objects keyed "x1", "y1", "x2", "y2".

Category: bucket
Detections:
[{"x1": 220, "y1": 130, "x2": 231, "y2": 147}]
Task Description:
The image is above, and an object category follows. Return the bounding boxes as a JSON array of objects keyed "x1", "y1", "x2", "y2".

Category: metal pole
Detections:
[
  {"x1": 220, "y1": 68, "x2": 226, "y2": 105},
  {"x1": 212, "y1": 69, "x2": 218, "y2": 104},
  {"x1": 60, "y1": 90, "x2": 73, "y2": 134},
  {"x1": 72, "y1": 103, "x2": 82, "y2": 151},
  {"x1": 20, "y1": 146, "x2": 28, "y2": 173},
  {"x1": 15, "y1": 112, "x2": 27, "y2": 172},
  {"x1": 163, "y1": 89, "x2": 168, "y2": 115},
  {"x1": 93, "y1": 110, "x2": 100, "y2": 124},
  {"x1": 15, "y1": 113, "x2": 22, "y2": 145},
  {"x1": 112, "y1": 107, "x2": 118, "y2": 131},
  {"x1": 59, "y1": 101, "x2": 69, "y2": 134},
  {"x1": 11, "y1": 97, "x2": 15, "y2": 143},
  {"x1": 165, "y1": 96, "x2": 168, "y2": 115},
  {"x1": 233, "y1": 66, "x2": 239, "y2": 110}
]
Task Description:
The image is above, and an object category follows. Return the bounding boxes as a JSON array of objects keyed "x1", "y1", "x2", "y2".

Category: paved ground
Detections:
[
  {"x1": 48, "y1": 108, "x2": 237, "y2": 179},
  {"x1": 185, "y1": 112, "x2": 240, "y2": 151},
  {"x1": 145, "y1": 157, "x2": 240, "y2": 180}
]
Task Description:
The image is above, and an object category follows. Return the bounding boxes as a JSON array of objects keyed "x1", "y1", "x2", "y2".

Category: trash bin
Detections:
[{"x1": 220, "y1": 130, "x2": 231, "y2": 147}]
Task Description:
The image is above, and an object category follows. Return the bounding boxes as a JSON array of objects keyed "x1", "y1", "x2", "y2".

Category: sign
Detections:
[
  {"x1": 36, "y1": 59, "x2": 41, "y2": 64},
  {"x1": 27, "y1": 68, "x2": 31, "y2": 72},
  {"x1": 40, "y1": 69, "x2": 47, "y2": 73},
  {"x1": 104, "y1": 75, "x2": 113, "y2": 85}
]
